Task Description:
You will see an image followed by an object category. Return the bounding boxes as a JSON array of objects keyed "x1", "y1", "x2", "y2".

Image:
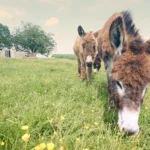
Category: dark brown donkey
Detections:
[
  {"x1": 93, "y1": 53, "x2": 101, "y2": 73},
  {"x1": 96, "y1": 10, "x2": 150, "y2": 135},
  {"x1": 73, "y1": 26, "x2": 98, "y2": 81}
]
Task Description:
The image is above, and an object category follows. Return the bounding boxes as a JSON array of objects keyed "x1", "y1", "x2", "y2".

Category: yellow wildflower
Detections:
[
  {"x1": 60, "y1": 146, "x2": 64, "y2": 150},
  {"x1": 94, "y1": 122, "x2": 98, "y2": 126},
  {"x1": 84, "y1": 125, "x2": 89, "y2": 130},
  {"x1": 47, "y1": 142, "x2": 55, "y2": 150},
  {"x1": 83, "y1": 148, "x2": 88, "y2": 150},
  {"x1": 39, "y1": 143, "x2": 46, "y2": 149},
  {"x1": 76, "y1": 138, "x2": 80, "y2": 142},
  {"x1": 145, "y1": 106, "x2": 148, "y2": 110},
  {"x1": 1, "y1": 142, "x2": 5, "y2": 146},
  {"x1": 21, "y1": 134, "x2": 30, "y2": 142},
  {"x1": 59, "y1": 139, "x2": 63, "y2": 143},
  {"x1": 54, "y1": 131, "x2": 57, "y2": 136},
  {"x1": 21, "y1": 125, "x2": 29, "y2": 131},
  {"x1": 60, "y1": 116, "x2": 65, "y2": 121},
  {"x1": 49, "y1": 119, "x2": 53, "y2": 123},
  {"x1": 91, "y1": 110, "x2": 95, "y2": 113},
  {"x1": 34, "y1": 146, "x2": 41, "y2": 150}
]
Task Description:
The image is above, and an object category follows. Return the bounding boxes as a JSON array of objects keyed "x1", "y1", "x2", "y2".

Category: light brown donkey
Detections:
[
  {"x1": 73, "y1": 26, "x2": 98, "y2": 81},
  {"x1": 96, "y1": 10, "x2": 150, "y2": 135}
]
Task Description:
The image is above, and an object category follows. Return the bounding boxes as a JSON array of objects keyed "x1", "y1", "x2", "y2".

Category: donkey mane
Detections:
[
  {"x1": 121, "y1": 10, "x2": 139, "y2": 37},
  {"x1": 129, "y1": 38, "x2": 144, "y2": 54}
]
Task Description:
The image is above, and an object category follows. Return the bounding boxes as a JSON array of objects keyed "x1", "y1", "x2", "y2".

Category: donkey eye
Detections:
[
  {"x1": 116, "y1": 81, "x2": 122, "y2": 89},
  {"x1": 121, "y1": 49, "x2": 126, "y2": 54}
]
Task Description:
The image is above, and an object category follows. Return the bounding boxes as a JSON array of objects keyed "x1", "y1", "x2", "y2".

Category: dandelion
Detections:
[
  {"x1": 60, "y1": 146, "x2": 64, "y2": 150},
  {"x1": 39, "y1": 143, "x2": 46, "y2": 149},
  {"x1": 145, "y1": 106, "x2": 148, "y2": 110},
  {"x1": 1, "y1": 141, "x2": 5, "y2": 146},
  {"x1": 54, "y1": 131, "x2": 57, "y2": 136},
  {"x1": 76, "y1": 138, "x2": 80, "y2": 142},
  {"x1": 60, "y1": 116, "x2": 65, "y2": 121},
  {"x1": 83, "y1": 148, "x2": 88, "y2": 150},
  {"x1": 84, "y1": 125, "x2": 89, "y2": 130},
  {"x1": 94, "y1": 122, "x2": 98, "y2": 126},
  {"x1": 47, "y1": 142, "x2": 54, "y2": 150},
  {"x1": 91, "y1": 110, "x2": 95, "y2": 113},
  {"x1": 49, "y1": 119, "x2": 53, "y2": 123},
  {"x1": 22, "y1": 134, "x2": 30, "y2": 142},
  {"x1": 34, "y1": 146, "x2": 41, "y2": 150},
  {"x1": 21, "y1": 125, "x2": 29, "y2": 131}
]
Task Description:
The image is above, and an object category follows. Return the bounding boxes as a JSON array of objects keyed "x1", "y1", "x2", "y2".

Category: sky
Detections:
[{"x1": 0, "y1": 0, "x2": 150, "y2": 54}]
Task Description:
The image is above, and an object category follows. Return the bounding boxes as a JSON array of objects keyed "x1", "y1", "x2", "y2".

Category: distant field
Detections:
[
  {"x1": 52, "y1": 54, "x2": 76, "y2": 60},
  {"x1": 0, "y1": 58, "x2": 150, "y2": 150}
]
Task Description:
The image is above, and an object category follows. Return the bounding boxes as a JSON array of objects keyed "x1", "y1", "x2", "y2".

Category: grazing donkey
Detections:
[
  {"x1": 73, "y1": 26, "x2": 98, "y2": 81},
  {"x1": 96, "y1": 10, "x2": 150, "y2": 135}
]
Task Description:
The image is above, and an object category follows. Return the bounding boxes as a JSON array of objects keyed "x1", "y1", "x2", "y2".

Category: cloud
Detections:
[
  {"x1": 0, "y1": 10, "x2": 12, "y2": 19},
  {"x1": 0, "y1": 5, "x2": 28, "y2": 31},
  {"x1": 0, "y1": 6, "x2": 26, "y2": 18},
  {"x1": 20, "y1": 0, "x2": 72, "y2": 11},
  {"x1": 44, "y1": 17, "x2": 59, "y2": 26}
]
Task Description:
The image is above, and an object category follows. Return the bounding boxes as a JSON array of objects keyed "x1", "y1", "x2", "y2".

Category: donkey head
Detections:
[
  {"x1": 111, "y1": 38, "x2": 150, "y2": 135},
  {"x1": 78, "y1": 26, "x2": 97, "y2": 67},
  {"x1": 108, "y1": 11, "x2": 150, "y2": 135}
]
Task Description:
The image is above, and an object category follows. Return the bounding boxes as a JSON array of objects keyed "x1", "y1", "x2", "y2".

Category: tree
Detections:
[
  {"x1": 0, "y1": 23, "x2": 12, "y2": 50},
  {"x1": 13, "y1": 22, "x2": 56, "y2": 55}
]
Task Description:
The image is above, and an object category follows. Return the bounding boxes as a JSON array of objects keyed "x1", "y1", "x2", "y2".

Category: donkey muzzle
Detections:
[
  {"x1": 86, "y1": 62, "x2": 92, "y2": 67},
  {"x1": 86, "y1": 55, "x2": 93, "y2": 67}
]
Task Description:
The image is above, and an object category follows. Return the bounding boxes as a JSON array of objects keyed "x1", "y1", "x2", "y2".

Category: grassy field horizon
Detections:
[{"x1": 0, "y1": 58, "x2": 150, "y2": 150}]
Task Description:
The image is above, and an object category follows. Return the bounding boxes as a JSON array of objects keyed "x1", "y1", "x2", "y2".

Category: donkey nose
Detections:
[
  {"x1": 121, "y1": 126, "x2": 139, "y2": 136},
  {"x1": 86, "y1": 62, "x2": 92, "y2": 67}
]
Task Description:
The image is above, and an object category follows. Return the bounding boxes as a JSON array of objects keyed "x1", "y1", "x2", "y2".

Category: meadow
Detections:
[
  {"x1": 0, "y1": 58, "x2": 150, "y2": 150},
  {"x1": 52, "y1": 54, "x2": 76, "y2": 60}
]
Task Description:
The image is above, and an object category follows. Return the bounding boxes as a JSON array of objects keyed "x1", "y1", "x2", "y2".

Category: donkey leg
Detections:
[
  {"x1": 77, "y1": 58, "x2": 81, "y2": 77},
  {"x1": 80, "y1": 62, "x2": 86, "y2": 80},
  {"x1": 87, "y1": 67, "x2": 92, "y2": 81}
]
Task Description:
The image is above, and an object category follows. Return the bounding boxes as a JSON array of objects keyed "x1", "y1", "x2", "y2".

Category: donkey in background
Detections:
[
  {"x1": 93, "y1": 53, "x2": 101, "y2": 73},
  {"x1": 73, "y1": 26, "x2": 98, "y2": 81},
  {"x1": 96, "y1": 10, "x2": 150, "y2": 135}
]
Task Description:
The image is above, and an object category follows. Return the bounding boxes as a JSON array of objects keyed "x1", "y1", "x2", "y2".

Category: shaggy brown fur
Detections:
[
  {"x1": 112, "y1": 41, "x2": 150, "y2": 89},
  {"x1": 73, "y1": 26, "x2": 97, "y2": 81}
]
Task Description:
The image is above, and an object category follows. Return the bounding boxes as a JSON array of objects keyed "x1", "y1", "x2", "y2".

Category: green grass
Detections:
[
  {"x1": 0, "y1": 58, "x2": 150, "y2": 150},
  {"x1": 52, "y1": 54, "x2": 76, "y2": 60}
]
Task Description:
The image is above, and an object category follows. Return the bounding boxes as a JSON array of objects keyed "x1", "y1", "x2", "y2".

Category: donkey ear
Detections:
[
  {"x1": 78, "y1": 26, "x2": 85, "y2": 37},
  {"x1": 109, "y1": 16, "x2": 125, "y2": 50}
]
